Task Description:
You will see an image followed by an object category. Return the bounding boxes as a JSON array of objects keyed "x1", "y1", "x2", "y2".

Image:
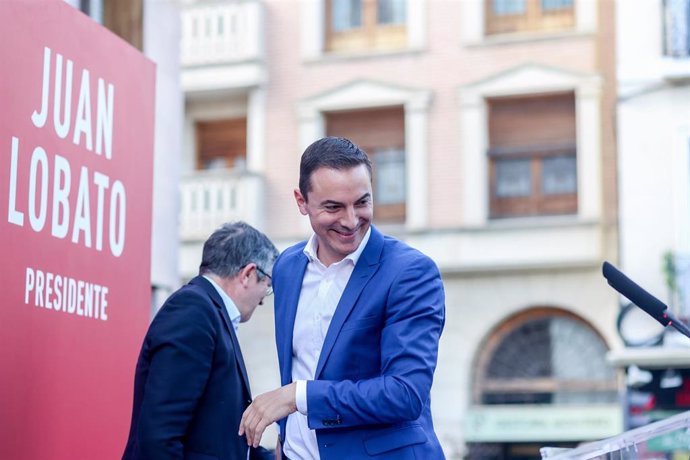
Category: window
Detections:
[
  {"x1": 332, "y1": 0, "x2": 362, "y2": 31},
  {"x1": 377, "y1": 0, "x2": 406, "y2": 25},
  {"x1": 326, "y1": 0, "x2": 406, "y2": 52},
  {"x1": 664, "y1": 0, "x2": 690, "y2": 57},
  {"x1": 474, "y1": 308, "x2": 617, "y2": 406},
  {"x1": 485, "y1": 0, "x2": 575, "y2": 35},
  {"x1": 373, "y1": 147, "x2": 406, "y2": 205},
  {"x1": 103, "y1": 0, "x2": 143, "y2": 50},
  {"x1": 196, "y1": 118, "x2": 247, "y2": 170},
  {"x1": 488, "y1": 92, "x2": 577, "y2": 218},
  {"x1": 326, "y1": 107, "x2": 406, "y2": 222}
]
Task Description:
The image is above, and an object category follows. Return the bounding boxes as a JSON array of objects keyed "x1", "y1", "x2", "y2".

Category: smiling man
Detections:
[{"x1": 239, "y1": 137, "x2": 446, "y2": 459}]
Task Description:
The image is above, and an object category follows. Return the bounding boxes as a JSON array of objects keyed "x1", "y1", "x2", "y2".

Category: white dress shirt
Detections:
[
  {"x1": 283, "y1": 229, "x2": 371, "y2": 460},
  {"x1": 203, "y1": 275, "x2": 250, "y2": 460},
  {"x1": 203, "y1": 275, "x2": 241, "y2": 331}
]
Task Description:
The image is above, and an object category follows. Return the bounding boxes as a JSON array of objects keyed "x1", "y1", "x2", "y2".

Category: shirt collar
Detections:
[
  {"x1": 303, "y1": 227, "x2": 372, "y2": 267},
  {"x1": 202, "y1": 275, "x2": 241, "y2": 331}
]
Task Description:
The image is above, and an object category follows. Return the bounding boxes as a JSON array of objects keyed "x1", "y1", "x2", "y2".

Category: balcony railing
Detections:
[
  {"x1": 181, "y1": 0, "x2": 263, "y2": 67},
  {"x1": 179, "y1": 170, "x2": 264, "y2": 240}
]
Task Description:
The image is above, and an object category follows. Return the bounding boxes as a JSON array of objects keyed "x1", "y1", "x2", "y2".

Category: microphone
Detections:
[{"x1": 602, "y1": 261, "x2": 690, "y2": 340}]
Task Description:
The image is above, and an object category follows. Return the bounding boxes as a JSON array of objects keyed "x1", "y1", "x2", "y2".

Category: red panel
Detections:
[{"x1": 0, "y1": 1, "x2": 155, "y2": 459}]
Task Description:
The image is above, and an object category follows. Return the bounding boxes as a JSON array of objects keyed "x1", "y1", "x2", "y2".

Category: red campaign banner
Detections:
[{"x1": 0, "y1": 1, "x2": 155, "y2": 459}]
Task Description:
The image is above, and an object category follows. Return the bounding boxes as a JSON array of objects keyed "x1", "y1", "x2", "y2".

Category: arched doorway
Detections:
[{"x1": 466, "y1": 307, "x2": 620, "y2": 459}]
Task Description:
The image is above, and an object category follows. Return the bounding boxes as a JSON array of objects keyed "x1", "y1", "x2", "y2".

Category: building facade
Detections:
[
  {"x1": 179, "y1": 0, "x2": 620, "y2": 457},
  {"x1": 612, "y1": 0, "x2": 690, "y2": 436}
]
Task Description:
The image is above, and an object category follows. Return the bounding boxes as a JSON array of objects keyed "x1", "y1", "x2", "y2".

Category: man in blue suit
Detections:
[
  {"x1": 240, "y1": 137, "x2": 446, "y2": 459},
  {"x1": 123, "y1": 222, "x2": 278, "y2": 460}
]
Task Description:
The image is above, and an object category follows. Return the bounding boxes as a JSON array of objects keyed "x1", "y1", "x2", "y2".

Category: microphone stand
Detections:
[
  {"x1": 665, "y1": 309, "x2": 690, "y2": 340},
  {"x1": 603, "y1": 261, "x2": 690, "y2": 341}
]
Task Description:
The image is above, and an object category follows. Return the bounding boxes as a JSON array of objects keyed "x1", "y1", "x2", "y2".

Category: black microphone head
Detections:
[{"x1": 602, "y1": 261, "x2": 670, "y2": 326}]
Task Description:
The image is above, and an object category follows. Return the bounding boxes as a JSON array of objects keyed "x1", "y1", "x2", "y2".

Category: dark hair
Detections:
[
  {"x1": 199, "y1": 221, "x2": 279, "y2": 280},
  {"x1": 298, "y1": 136, "x2": 372, "y2": 200}
]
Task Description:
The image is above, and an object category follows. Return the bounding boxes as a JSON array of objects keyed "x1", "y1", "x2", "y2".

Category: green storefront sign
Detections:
[
  {"x1": 648, "y1": 430, "x2": 690, "y2": 452},
  {"x1": 465, "y1": 405, "x2": 623, "y2": 442}
]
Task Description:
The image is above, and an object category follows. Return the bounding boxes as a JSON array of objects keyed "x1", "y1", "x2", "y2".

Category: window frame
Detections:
[
  {"x1": 372, "y1": 146, "x2": 407, "y2": 221},
  {"x1": 486, "y1": 90, "x2": 578, "y2": 219},
  {"x1": 489, "y1": 144, "x2": 578, "y2": 218},
  {"x1": 325, "y1": 0, "x2": 407, "y2": 52},
  {"x1": 485, "y1": 0, "x2": 575, "y2": 36},
  {"x1": 195, "y1": 118, "x2": 248, "y2": 171}
]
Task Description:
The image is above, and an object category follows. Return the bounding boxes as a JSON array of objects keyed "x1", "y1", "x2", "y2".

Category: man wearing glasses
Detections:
[{"x1": 123, "y1": 221, "x2": 277, "y2": 460}]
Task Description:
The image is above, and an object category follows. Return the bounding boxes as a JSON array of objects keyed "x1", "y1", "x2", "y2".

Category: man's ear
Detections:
[
  {"x1": 238, "y1": 263, "x2": 256, "y2": 287},
  {"x1": 294, "y1": 189, "x2": 308, "y2": 216}
]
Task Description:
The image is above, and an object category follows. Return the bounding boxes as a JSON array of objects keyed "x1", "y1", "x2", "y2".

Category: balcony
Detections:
[
  {"x1": 179, "y1": 169, "x2": 264, "y2": 242},
  {"x1": 180, "y1": 0, "x2": 265, "y2": 94}
]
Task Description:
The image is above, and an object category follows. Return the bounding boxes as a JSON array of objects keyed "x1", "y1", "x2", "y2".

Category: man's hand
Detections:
[{"x1": 239, "y1": 383, "x2": 297, "y2": 448}]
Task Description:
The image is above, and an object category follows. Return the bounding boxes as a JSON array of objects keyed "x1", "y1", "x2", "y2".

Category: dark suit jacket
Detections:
[
  {"x1": 122, "y1": 276, "x2": 254, "y2": 460},
  {"x1": 274, "y1": 226, "x2": 446, "y2": 459}
]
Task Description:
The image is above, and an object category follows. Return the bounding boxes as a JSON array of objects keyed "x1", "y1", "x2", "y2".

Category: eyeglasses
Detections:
[{"x1": 256, "y1": 266, "x2": 273, "y2": 296}]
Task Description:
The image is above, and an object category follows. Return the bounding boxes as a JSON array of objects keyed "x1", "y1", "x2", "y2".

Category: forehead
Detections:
[{"x1": 308, "y1": 165, "x2": 371, "y2": 198}]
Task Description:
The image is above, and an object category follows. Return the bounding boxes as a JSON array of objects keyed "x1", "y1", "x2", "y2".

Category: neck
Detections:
[{"x1": 204, "y1": 273, "x2": 232, "y2": 296}]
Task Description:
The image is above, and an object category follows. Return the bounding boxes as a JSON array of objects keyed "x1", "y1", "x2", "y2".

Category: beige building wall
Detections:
[{"x1": 261, "y1": 0, "x2": 607, "y2": 237}]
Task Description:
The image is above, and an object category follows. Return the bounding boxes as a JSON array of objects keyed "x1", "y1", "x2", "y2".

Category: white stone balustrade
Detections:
[
  {"x1": 179, "y1": 170, "x2": 264, "y2": 240},
  {"x1": 181, "y1": 0, "x2": 262, "y2": 67}
]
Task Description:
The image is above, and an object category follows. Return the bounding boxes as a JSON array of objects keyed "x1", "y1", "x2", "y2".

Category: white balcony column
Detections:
[
  {"x1": 576, "y1": 79, "x2": 603, "y2": 221},
  {"x1": 244, "y1": 0, "x2": 264, "y2": 58},
  {"x1": 145, "y1": 0, "x2": 183, "y2": 311},
  {"x1": 247, "y1": 87, "x2": 267, "y2": 172},
  {"x1": 301, "y1": 0, "x2": 324, "y2": 60},
  {"x1": 461, "y1": 0, "x2": 484, "y2": 44},
  {"x1": 458, "y1": 94, "x2": 489, "y2": 227},
  {"x1": 296, "y1": 109, "x2": 325, "y2": 234},
  {"x1": 406, "y1": 0, "x2": 427, "y2": 49},
  {"x1": 298, "y1": 109, "x2": 325, "y2": 153},
  {"x1": 405, "y1": 96, "x2": 431, "y2": 230},
  {"x1": 575, "y1": 0, "x2": 597, "y2": 34}
]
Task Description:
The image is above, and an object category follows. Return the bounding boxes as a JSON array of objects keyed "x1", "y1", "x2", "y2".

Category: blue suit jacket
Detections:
[
  {"x1": 122, "y1": 276, "x2": 254, "y2": 460},
  {"x1": 274, "y1": 226, "x2": 446, "y2": 459}
]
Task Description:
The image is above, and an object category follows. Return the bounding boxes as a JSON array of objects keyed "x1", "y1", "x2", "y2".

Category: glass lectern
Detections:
[{"x1": 541, "y1": 411, "x2": 690, "y2": 459}]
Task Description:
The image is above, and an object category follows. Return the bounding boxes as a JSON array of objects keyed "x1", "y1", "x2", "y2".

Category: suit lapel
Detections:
[
  {"x1": 278, "y1": 253, "x2": 309, "y2": 386},
  {"x1": 220, "y1": 304, "x2": 252, "y2": 399},
  {"x1": 314, "y1": 227, "x2": 383, "y2": 379},
  {"x1": 191, "y1": 276, "x2": 252, "y2": 398}
]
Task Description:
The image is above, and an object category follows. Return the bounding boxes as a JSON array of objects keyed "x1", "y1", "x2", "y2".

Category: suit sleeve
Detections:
[
  {"x1": 306, "y1": 254, "x2": 445, "y2": 428},
  {"x1": 136, "y1": 290, "x2": 217, "y2": 460}
]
